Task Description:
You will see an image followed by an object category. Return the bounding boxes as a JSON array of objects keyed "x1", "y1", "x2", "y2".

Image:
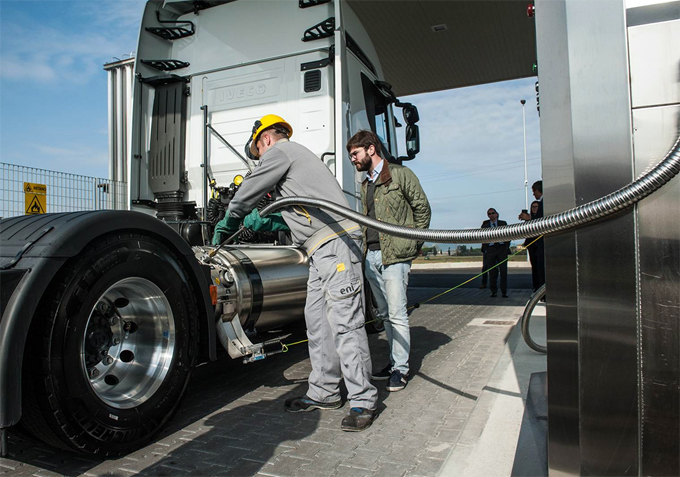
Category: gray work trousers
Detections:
[{"x1": 304, "y1": 234, "x2": 378, "y2": 410}]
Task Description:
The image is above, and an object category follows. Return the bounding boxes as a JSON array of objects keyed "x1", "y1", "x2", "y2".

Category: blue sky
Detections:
[
  {"x1": 0, "y1": 0, "x2": 541, "y2": 232},
  {"x1": 0, "y1": 0, "x2": 145, "y2": 177}
]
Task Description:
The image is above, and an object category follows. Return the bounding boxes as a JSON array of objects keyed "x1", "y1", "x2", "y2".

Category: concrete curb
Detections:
[{"x1": 437, "y1": 305, "x2": 547, "y2": 476}]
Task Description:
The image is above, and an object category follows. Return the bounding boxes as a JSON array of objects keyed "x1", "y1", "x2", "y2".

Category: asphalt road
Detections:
[{"x1": 410, "y1": 266, "x2": 532, "y2": 290}]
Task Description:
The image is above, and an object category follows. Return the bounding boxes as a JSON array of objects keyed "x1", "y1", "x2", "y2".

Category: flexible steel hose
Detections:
[
  {"x1": 521, "y1": 285, "x2": 547, "y2": 354},
  {"x1": 259, "y1": 137, "x2": 680, "y2": 243}
]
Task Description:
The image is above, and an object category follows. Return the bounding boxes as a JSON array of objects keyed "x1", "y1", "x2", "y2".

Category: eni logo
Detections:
[
  {"x1": 218, "y1": 83, "x2": 267, "y2": 102},
  {"x1": 340, "y1": 283, "x2": 355, "y2": 295}
]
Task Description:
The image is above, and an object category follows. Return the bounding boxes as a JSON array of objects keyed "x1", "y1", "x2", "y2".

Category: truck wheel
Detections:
[
  {"x1": 22, "y1": 233, "x2": 198, "y2": 455},
  {"x1": 364, "y1": 282, "x2": 385, "y2": 334}
]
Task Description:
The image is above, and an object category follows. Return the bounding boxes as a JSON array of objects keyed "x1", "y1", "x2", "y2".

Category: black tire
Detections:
[
  {"x1": 22, "y1": 233, "x2": 198, "y2": 455},
  {"x1": 364, "y1": 279, "x2": 385, "y2": 334}
]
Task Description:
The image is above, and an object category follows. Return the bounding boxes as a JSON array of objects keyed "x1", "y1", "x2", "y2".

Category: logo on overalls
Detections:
[{"x1": 340, "y1": 282, "x2": 355, "y2": 295}]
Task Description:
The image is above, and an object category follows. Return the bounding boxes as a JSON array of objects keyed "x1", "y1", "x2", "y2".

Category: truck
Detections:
[
  {"x1": 4, "y1": 1, "x2": 677, "y2": 472},
  {"x1": 0, "y1": 0, "x2": 423, "y2": 456}
]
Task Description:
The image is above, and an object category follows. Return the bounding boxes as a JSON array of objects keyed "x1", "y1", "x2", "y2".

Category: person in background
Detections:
[
  {"x1": 519, "y1": 180, "x2": 543, "y2": 220},
  {"x1": 346, "y1": 130, "x2": 431, "y2": 393},
  {"x1": 479, "y1": 250, "x2": 490, "y2": 290},
  {"x1": 481, "y1": 208, "x2": 509, "y2": 298},
  {"x1": 214, "y1": 115, "x2": 378, "y2": 432},
  {"x1": 519, "y1": 180, "x2": 545, "y2": 293},
  {"x1": 521, "y1": 200, "x2": 545, "y2": 291}
]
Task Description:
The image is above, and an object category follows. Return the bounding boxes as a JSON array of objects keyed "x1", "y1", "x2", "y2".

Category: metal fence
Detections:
[{"x1": 0, "y1": 163, "x2": 128, "y2": 219}]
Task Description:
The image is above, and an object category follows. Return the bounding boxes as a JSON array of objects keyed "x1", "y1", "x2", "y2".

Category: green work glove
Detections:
[
  {"x1": 243, "y1": 208, "x2": 290, "y2": 233},
  {"x1": 212, "y1": 216, "x2": 242, "y2": 245}
]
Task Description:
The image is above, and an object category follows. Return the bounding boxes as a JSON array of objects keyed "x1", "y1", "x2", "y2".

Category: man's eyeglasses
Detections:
[
  {"x1": 349, "y1": 148, "x2": 365, "y2": 159},
  {"x1": 487, "y1": 212, "x2": 497, "y2": 216}
]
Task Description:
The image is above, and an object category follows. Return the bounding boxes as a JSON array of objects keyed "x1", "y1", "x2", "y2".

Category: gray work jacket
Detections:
[{"x1": 228, "y1": 140, "x2": 360, "y2": 251}]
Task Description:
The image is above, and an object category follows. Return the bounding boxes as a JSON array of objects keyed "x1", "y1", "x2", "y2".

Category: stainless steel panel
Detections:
[
  {"x1": 633, "y1": 105, "x2": 680, "y2": 476},
  {"x1": 628, "y1": 19, "x2": 680, "y2": 108},
  {"x1": 534, "y1": 1, "x2": 580, "y2": 474},
  {"x1": 566, "y1": 2, "x2": 639, "y2": 473},
  {"x1": 537, "y1": 0, "x2": 641, "y2": 474}
]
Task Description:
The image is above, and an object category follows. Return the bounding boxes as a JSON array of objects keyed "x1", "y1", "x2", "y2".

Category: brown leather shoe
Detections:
[{"x1": 341, "y1": 407, "x2": 376, "y2": 432}]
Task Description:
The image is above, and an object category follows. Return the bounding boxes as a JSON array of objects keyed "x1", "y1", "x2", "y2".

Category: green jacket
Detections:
[{"x1": 361, "y1": 160, "x2": 431, "y2": 265}]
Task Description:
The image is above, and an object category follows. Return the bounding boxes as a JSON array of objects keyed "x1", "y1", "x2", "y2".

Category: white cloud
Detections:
[
  {"x1": 35, "y1": 144, "x2": 92, "y2": 156},
  {"x1": 32, "y1": 143, "x2": 109, "y2": 177},
  {"x1": 0, "y1": 1, "x2": 145, "y2": 84},
  {"x1": 1, "y1": 57, "x2": 57, "y2": 82},
  {"x1": 398, "y1": 78, "x2": 543, "y2": 231},
  {"x1": 411, "y1": 81, "x2": 541, "y2": 169},
  {"x1": 80, "y1": 0, "x2": 148, "y2": 30}
]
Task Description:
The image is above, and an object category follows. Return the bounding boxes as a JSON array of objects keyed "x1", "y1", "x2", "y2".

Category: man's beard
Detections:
[{"x1": 354, "y1": 158, "x2": 371, "y2": 172}]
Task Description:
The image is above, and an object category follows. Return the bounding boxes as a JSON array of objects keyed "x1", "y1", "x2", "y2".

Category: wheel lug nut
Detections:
[
  {"x1": 97, "y1": 302, "x2": 109, "y2": 313},
  {"x1": 112, "y1": 337, "x2": 120, "y2": 345},
  {"x1": 105, "y1": 355, "x2": 114, "y2": 365},
  {"x1": 110, "y1": 316, "x2": 118, "y2": 326},
  {"x1": 89, "y1": 368, "x2": 100, "y2": 378}
]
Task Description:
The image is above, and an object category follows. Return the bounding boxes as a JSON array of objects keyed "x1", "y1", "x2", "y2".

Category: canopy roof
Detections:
[
  {"x1": 161, "y1": 0, "x2": 537, "y2": 96},
  {"x1": 346, "y1": 0, "x2": 537, "y2": 96}
]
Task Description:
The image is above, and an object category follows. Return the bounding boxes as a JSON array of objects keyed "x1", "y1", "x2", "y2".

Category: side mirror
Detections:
[
  {"x1": 402, "y1": 104, "x2": 420, "y2": 125},
  {"x1": 405, "y1": 124, "x2": 420, "y2": 160}
]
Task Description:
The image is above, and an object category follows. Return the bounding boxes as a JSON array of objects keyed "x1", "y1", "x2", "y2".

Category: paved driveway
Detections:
[{"x1": 2, "y1": 287, "x2": 531, "y2": 477}]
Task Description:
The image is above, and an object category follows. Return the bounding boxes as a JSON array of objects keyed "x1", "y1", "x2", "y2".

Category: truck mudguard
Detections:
[{"x1": 0, "y1": 211, "x2": 215, "y2": 429}]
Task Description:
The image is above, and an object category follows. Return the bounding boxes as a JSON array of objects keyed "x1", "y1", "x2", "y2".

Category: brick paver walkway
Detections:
[{"x1": 1, "y1": 288, "x2": 531, "y2": 477}]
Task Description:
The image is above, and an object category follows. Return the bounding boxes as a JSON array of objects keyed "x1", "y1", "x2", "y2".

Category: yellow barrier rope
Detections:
[
  {"x1": 407, "y1": 235, "x2": 544, "y2": 310},
  {"x1": 281, "y1": 235, "x2": 544, "y2": 352}
]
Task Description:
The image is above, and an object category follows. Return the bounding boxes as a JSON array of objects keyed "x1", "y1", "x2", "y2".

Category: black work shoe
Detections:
[
  {"x1": 371, "y1": 364, "x2": 392, "y2": 381},
  {"x1": 341, "y1": 407, "x2": 376, "y2": 432},
  {"x1": 386, "y1": 370, "x2": 407, "y2": 392},
  {"x1": 284, "y1": 395, "x2": 342, "y2": 413},
  {"x1": 490, "y1": 292, "x2": 497, "y2": 298},
  {"x1": 502, "y1": 293, "x2": 508, "y2": 298}
]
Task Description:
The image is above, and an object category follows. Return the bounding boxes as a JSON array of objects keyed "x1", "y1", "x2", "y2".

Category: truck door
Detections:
[
  {"x1": 346, "y1": 51, "x2": 398, "y2": 158},
  {"x1": 345, "y1": 47, "x2": 398, "y2": 202}
]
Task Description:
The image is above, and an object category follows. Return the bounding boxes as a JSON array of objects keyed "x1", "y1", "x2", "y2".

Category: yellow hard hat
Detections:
[{"x1": 247, "y1": 114, "x2": 293, "y2": 158}]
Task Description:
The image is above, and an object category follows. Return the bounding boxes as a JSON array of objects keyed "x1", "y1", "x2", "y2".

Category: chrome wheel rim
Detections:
[{"x1": 82, "y1": 277, "x2": 175, "y2": 409}]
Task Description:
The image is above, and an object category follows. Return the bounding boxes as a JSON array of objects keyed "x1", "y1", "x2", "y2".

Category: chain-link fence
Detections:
[{"x1": 0, "y1": 163, "x2": 128, "y2": 219}]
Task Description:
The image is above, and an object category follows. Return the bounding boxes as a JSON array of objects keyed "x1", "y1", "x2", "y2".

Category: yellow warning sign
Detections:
[
  {"x1": 26, "y1": 194, "x2": 47, "y2": 215},
  {"x1": 24, "y1": 182, "x2": 47, "y2": 194},
  {"x1": 24, "y1": 182, "x2": 47, "y2": 215}
]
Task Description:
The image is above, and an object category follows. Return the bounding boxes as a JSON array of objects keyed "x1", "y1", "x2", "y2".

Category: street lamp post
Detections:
[
  {"x1": 520, "y1": 99, "x2": 529, "y2": 262},
  {"x1": 520, "y1": 99, "x2": 528, "y2": 211}
]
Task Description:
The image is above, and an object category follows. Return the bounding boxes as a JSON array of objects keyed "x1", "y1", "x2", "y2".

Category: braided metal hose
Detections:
[
  {"x1": 259, "y1": 137, "x2": 680, "y2": 243},
  {"x1": 521, "y1": 285, "x2": 547, "y2": 354}
]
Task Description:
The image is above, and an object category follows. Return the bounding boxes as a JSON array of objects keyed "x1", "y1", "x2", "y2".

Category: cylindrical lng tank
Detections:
[{"x1": 209, "y1": 245, "x2": 309, "y2": 331}]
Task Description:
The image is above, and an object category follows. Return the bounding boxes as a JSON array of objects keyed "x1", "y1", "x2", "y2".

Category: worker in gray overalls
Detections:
[{"x1": 213, "y1": 114, "x2": 378, "y2": 432}]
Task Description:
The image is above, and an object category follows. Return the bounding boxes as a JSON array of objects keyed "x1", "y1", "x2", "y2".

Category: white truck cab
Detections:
[{"x1": 130, "y1": 0, "x2": 420, "y2": 220}]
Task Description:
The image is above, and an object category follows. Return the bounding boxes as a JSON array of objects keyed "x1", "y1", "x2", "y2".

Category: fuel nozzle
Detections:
[{"x1": 207, "y1": 226, "x2": 246, "y2": 261}]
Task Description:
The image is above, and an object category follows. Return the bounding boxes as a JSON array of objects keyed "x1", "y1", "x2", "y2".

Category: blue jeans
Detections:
[{"x1": 365, "y1": 250, "x2": 411, "y2": 375}]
